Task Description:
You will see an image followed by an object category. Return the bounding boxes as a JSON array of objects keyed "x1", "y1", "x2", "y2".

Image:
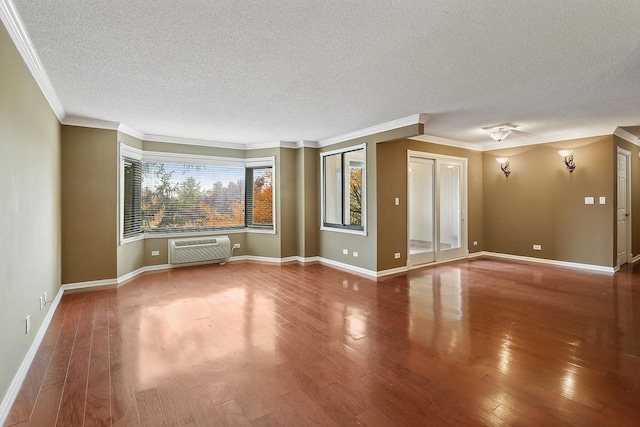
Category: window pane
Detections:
[
  {"x1": 250, "y1": 167, "x2": 273, "y2": 226},
  {"x1": 123, "y1": 158, "x2": 141, "y2": 238},
  {"x1": 324, "y1": 154, "x2": 342, "y2": 224},
  {"x1": 439, "y1": 163, "x2": 461, "y2": 250},
  {"x1": 343, "y1": 150, "x2": 364, "y2": 226},
  {"x1": 141, "y1": 162, "x2": 245, "y2": 232}
]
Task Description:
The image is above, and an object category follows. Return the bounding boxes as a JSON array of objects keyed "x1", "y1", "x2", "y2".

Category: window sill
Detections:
[
  {"x1": 120, "y1": 227, "x2": 275, "y2": 245},
  {"x1": 320, "y1": 225, "x2": 367, "y2": 236}
]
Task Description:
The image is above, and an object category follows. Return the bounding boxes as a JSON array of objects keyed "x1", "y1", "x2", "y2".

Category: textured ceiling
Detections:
[{"x1": 11, "y1": 0, "x2": 640, "y2": 147}]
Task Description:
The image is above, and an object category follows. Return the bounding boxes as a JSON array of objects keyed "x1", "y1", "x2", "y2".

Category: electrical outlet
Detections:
[
  {"x1": 233, "y1": 243, "x2": 241, "y2": 249},
  {"x1": 343, "y1": 249, "x2": 348, "y2": 255},
  {"x1": 25, "y1": 315, "x2": 30, "y2": 334},
  {"x1": 473, "y1": 241, "x2": 478, "y2": 246},
  {"x1": 533, "y1": 244, "x2": 542, "y2": 250},
  {"x1": 394, "y1": 252, "x2": 401, "y2": 259},
  {"x1": 353, "y1": 252, "x2": 359, "y2": 257},
  {"x1": 394, "y1": 197, "x2": 399, "y2": 205},
  {"x1": 151, "y1": 250, "x2": 160, "y2": 256}
]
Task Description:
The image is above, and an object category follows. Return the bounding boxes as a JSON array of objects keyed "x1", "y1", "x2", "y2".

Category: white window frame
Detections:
[{"x1": 320, "y1": 143, "x2": 367, "y2": 236}]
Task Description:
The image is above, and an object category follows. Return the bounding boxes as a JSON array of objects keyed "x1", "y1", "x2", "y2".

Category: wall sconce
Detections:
[
  {"x1": 558, "y1": 150, "x2": 575, "y2": 172},
  {"x1": 496, "y1": 157, "x2": 511, "y2": 177}
]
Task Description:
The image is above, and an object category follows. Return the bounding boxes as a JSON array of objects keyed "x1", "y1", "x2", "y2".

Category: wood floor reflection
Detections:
[{"x1": 6, "y1": 257, "x2": 640, "y2": 426}]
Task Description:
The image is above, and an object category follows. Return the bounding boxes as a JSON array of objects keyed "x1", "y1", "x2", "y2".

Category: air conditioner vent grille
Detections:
[
  {"x1": 168, "y1": 236, "x2": 230, "y2": 264},
  {"x1": 174, "y1": 238, "x2": 217, "y2": 247}
]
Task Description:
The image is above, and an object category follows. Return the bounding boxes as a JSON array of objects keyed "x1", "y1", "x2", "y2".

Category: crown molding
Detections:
[
  {"x1": 117, "y1": 123, "x2": 145, "y2": 140},
  {"x1": 410, "y1": 134, "x2": 482, "y2": 151},
  {"x1": 295, "y1": 140, "x2": 318, "y2": 149},
  {"x1": 143, "y1": 134, "x2": 246, "y2": 150},
  {"x1": 614, "y1": 126, "x2": 640, "y2": 146},
  {"x1": 60, "y1": 116, "x2": 120, "y2": 130},
  {"x1": 480, "y1": 127, "x2": 619, "y2": 151},
  {"x1": 318, "y1": 113, "x2": 430, "y2": 147},
  {"x1": 61, "y1": 115, "x2": 120, "y2": 130},
  {"x1": 0, "y1": 0, "x2": 65, "y2": 121}
]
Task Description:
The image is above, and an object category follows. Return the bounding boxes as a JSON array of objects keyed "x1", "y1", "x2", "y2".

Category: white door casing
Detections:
[{"x1": 617, "y1": 148, "x2": 631, "y2": 267}]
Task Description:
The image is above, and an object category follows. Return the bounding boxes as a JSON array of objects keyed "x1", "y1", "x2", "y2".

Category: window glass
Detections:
[
  {"x1": 322, "y1": 146, "x2": 365, "y2": 232},
  {"x1": 120, "y1": 147, "x2": 274, "y2": 240},
  {"x1": 247, "y1": 167, "x2": 274, "y2": 227}
]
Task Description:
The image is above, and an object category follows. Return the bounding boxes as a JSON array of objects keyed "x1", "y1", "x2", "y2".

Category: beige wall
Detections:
[
  {"x1": 318, "y1": 124, "x2": 422, "y2": 271},
  {"x1": 0, "y1": 23, "x2": 61, "y2": 407},
  {"x1": 61, "y1": 126, "x2": 118, "y2": 283},
  {"x1": 484, "y1": 135, "x2": 615, "y2": 267},
  {"x1": 376, "y1": 140, "x2": 484, "y2": 271}
]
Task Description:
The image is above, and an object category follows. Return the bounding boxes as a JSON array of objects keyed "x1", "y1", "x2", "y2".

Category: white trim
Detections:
[
  {"x1": 480, "y1": 128, "x2": 617, "y2": 151},
  {"x1": 376, "y1": 266, "x2": 410, "y2": 277},
  {"x1": 61, "y1": 278, "x2": 116, "y2": 291},
  {"x1": 409, "y1": 134, "x2": 482, "y2": 151},
  {"x1": 315, "y1": 257, "x2": 378, "y2": 278},
  {"x1": 614, "y1": 127, "x2": 640, "y2": 146},
  {"x1": 295, "y1": 140, "x2": 318, "y2": 149},
  {"x1": 318, "y1": 114, "x2": 429, "y2": 148},
  {"x1": 0, "y1": 0, "x2": 65, "y2": 121},
  {"x1": 118, "y1": 123, "x2": 145, "y2": 140},
  {"x1": 632, "y1": 254, "x2": 640, "y2": 264},
  {"x1": 480, "y1": 251, "x2": 615, "y2": 273},
  {"x1": 61, "y1": 115, "x2": 120, "y2": 130},
  {"x1": 0, "y1": 287, "x2": 63, "y2": 426},
  {"x1": 143, "y1": 134, "x2": 247, "y2": 150},
  {"x1": 616, "y1": 147, "x2": 633, "y2": 267}
]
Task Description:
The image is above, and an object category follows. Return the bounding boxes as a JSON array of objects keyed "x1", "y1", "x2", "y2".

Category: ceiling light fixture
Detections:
[{"x1": 483, "y1": 123, "x2": 518, "y2": 142}]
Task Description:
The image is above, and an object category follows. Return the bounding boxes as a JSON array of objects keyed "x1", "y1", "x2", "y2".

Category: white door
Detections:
[
  {"x1": 436, "y1": 160, "x2": 465, "y2": 261},
  {"x1": 408, "y1": 153, "x2": 466, "y2": 266},
  {"x1": 408, "y1": 158, "x2": 435, "y2": 265},
  {"x1": 617, "y1": 150, "x2": 630, "y2": 267}
]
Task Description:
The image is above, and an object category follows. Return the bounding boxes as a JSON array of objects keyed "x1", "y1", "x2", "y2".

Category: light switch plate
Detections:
[
  {"x1": 584, "y1": 197, "x2": 594, "y2": 205},
  {"x1": 599, "y1": 197, "x2": 606, "y2": 205}
]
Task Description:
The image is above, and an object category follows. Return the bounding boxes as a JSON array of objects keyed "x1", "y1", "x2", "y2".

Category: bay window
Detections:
[{"x1": 120, "y1": 144, "x2": 275, "y2": 243}]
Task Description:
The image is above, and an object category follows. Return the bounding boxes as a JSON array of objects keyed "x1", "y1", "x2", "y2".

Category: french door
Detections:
[{"x1": 407, "y1": 152, "x2": 466, "y2": 266}]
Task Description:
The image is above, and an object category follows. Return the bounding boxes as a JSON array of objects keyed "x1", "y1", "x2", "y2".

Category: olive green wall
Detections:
[
  {"x1": 484, "y1": 135, "x2": 615, "y2": 267},
  {"x1": 613, "y1": 136, "x2": 640, "y2": 259},
  {"x1": 318, "y1": 124, "x2": 423, "y2": 271},
  {"x1": 0, "y1": 22, "x2": 61, "y2": 408},
  {"x1": 279, "y1": 148, "x2": 298, "y2": 258},
  {"x1": 376, "y1": 140, "x2": 484, "y2": 271},
  {"x1": 296, "y1": 147, "x2": 319, "y2": 258},
  {"x1": 116, "y1": 132, "x2": 144, "y2": 277},
  {"x1": 61, "y1": 126, "x2": 118, "y2": 283}
]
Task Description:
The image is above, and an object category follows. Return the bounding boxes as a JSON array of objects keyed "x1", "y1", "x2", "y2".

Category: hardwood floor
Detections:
[{"x1": 5, "y1": 257, "x2": 640, "y2": 426}]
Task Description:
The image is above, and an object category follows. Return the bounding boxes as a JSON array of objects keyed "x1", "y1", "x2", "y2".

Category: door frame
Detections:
[
  {"x1": 406, "y1": 150, "x2": 468, "y2": 269},
  {"x1": 617, "y1": 147, "x2": 632, "y2": 268}
]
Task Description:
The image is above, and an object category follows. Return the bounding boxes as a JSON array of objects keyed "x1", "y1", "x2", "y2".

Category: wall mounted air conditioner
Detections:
[{"x1": 168, "y1": 235, "x2": 231, "y2": 265}]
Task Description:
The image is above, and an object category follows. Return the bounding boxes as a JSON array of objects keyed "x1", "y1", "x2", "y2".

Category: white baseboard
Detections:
[
  {"x1": 632, "y1": 254, "x2": 640, "y2": 264},
  {"x1": 315, "y1": 257, "x2": 378, "y2": 278},
  {"x1": 479, "y1": 251, "x2": 616, "y2": 274},
  {"x1": 0, "y1": 287, "x2": 63, "y2": 426}
]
